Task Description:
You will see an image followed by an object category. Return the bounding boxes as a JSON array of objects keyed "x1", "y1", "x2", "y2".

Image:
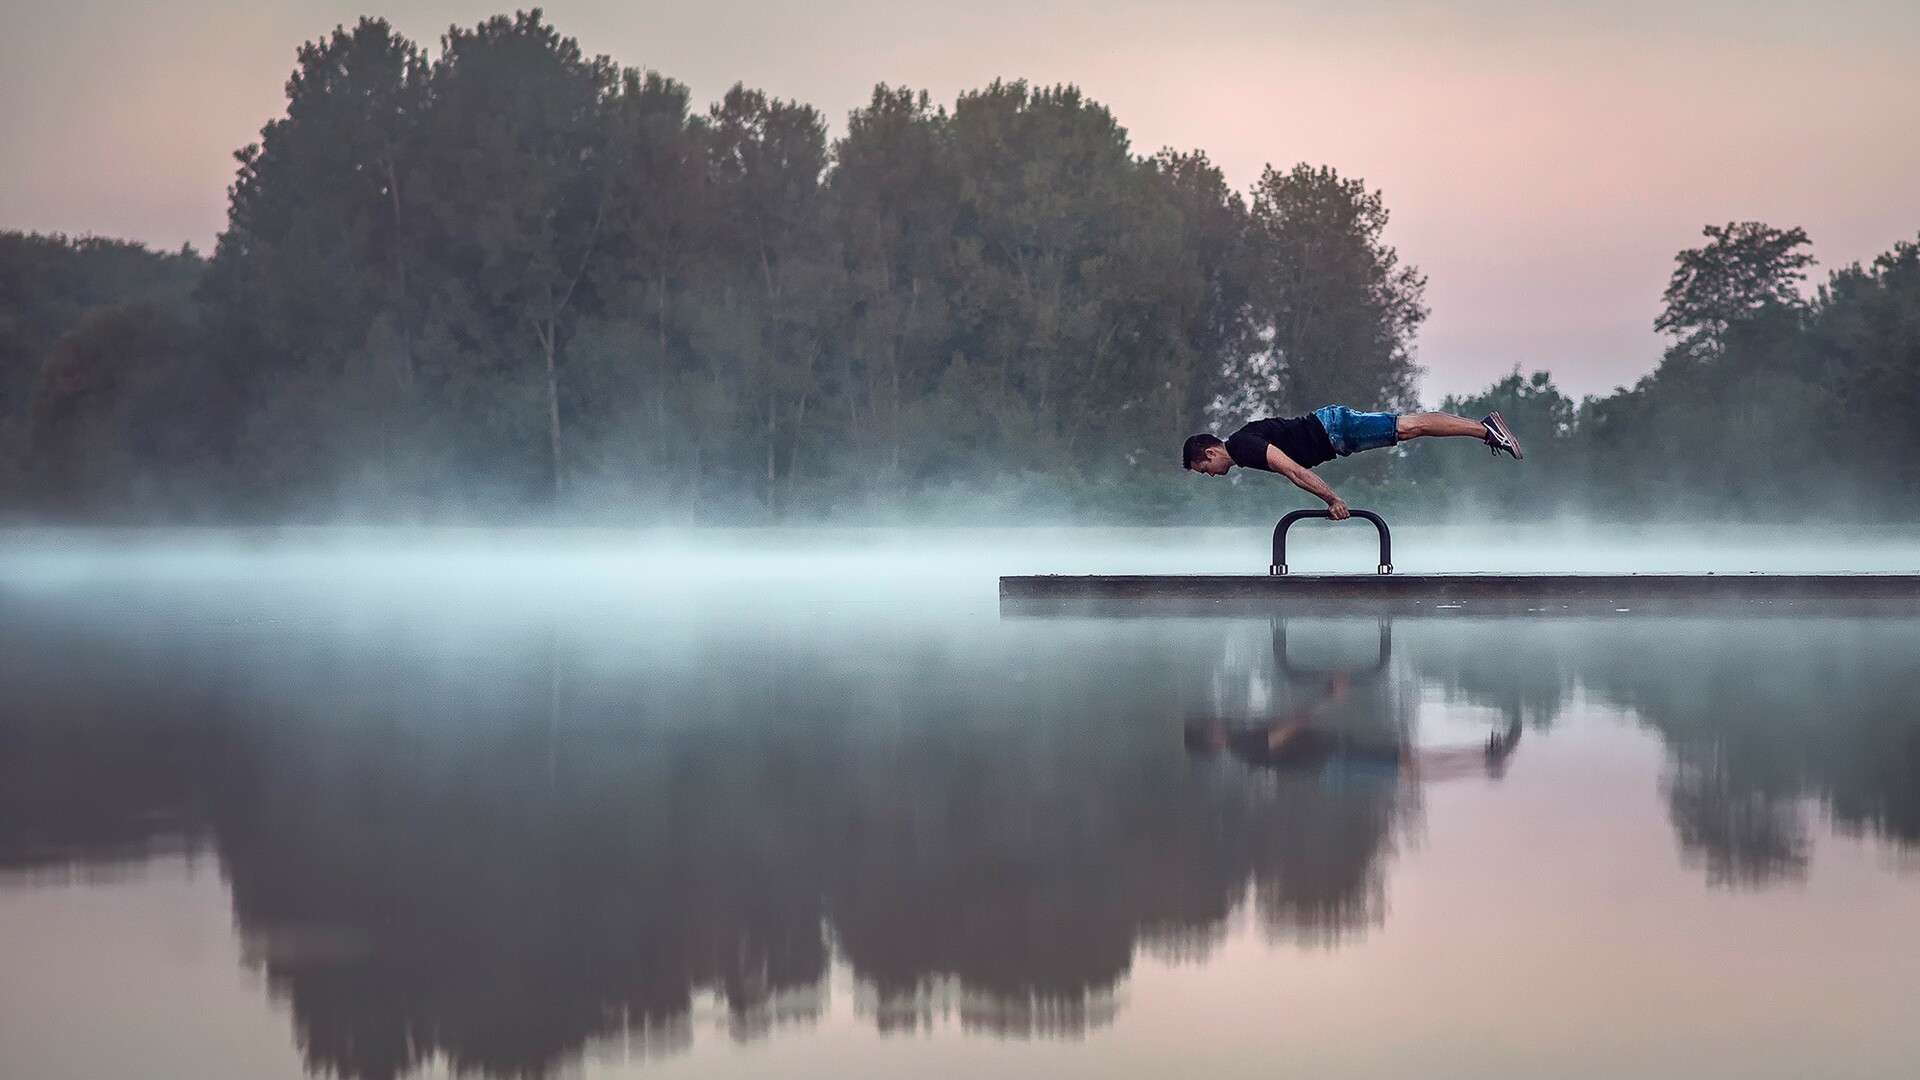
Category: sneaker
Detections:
[{"x1": 1482, "y1": 412, "x2": 1524, "y2": 459}]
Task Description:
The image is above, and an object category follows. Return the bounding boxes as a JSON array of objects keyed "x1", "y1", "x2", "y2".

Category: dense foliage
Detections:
[{"x1": 1, "y1": 11, "x2": 1916, "y2": 523}]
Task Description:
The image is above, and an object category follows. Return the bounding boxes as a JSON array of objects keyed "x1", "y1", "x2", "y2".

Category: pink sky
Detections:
[{"x1": 4, "y1": 0, "x2": 1916, "y2": 400}]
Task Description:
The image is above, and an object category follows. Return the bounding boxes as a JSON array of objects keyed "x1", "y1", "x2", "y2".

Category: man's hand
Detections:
[{"x1": 1327, "y1": 498, "x2": 1350, "y2": 520}]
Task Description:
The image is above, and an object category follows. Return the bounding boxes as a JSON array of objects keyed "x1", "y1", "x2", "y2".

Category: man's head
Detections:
[{"x1": 1183, "y1": 433, "x2": 1232, "y2": 476}]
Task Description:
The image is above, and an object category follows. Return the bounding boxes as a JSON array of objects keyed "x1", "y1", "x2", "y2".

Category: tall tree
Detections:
[
  {"x1": 202, "y1": 17, "x2": 428, "y2": 507},
  {"x1": 1233, "y1": 164, "x2": 1425, "y2": 419},
  {"x1": 1149, "y1": 149, "x2": 1253, "y2": 443},
  {"x1": 831, "y1": 86, "x2": 956, "y2": 482},
  {"x1": 941, "y1": 81, "x2": 1189, "y2": 469},
  {"x1": 587, "y1": 70, "x2": 708, "y2": 474},
  {"x1": 1655, "y1": 222, "x2": 1815, "y2": 364},
  {"x1": 698, "y1": 84, "x2": 830, "y2": 507},
  {"x1": 1812, "y1": 236, "x2": 1920, "y2": 500},
  {"x1": 417, "y1": 9, "x2": 620, "y2": 499}
]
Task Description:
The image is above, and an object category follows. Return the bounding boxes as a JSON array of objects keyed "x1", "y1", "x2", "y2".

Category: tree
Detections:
[
  {"x1": 1582, "y1": 222, "x2": 1828, "y2": 515},
  {"x1": 1421, "y1": 369, "x2": 1577, "y2": 511},
  {"x1": 1, "y1": 233, "x2": 201, "y2": 424},
  {"x1": 937, "y1": 81, "x2": 1192, "y2": 472},
  {"x1": 582, "y1": 70, "x2": 709, "y2": 483},
  {"x1": 697, "y1": 84, "x2": 831, "y2": 508},
  {"x1": 1232, "y1": 164, "x2": 1425, "y2": 420},
  {"x1": 1148, "y1": 149, "x2": 1254, "y2": 443},
  {"x1": 830, "y1": 86, "x2": 956, "y2": 483},
  {"x1": 1655, "y1": 222, "x2": 1814, "y2": 363},
  {"x1": 1444, "y1": 369, "x2": 1574, "y2": 444},
  {"x1": 417, "y1": 9, "x2": 621, "y2": 500},
  {"x1": 24, "y1": 302, "x2": 205, "y2": 516},
  {"x1": 202, "y1": 17, "x2": 429, "y2": 508},
  {"x1": 1811, "y1": 235, "x2": 1920, "y2": 501}
]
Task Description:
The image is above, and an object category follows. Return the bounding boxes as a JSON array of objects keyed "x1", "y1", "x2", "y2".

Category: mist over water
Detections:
[
  {"x1": 3, "y1": 522, "x2": 1916, "y2": 600},
  {"x1": 3, "y1": 525, "x2": 1919, "y2": 1080}
]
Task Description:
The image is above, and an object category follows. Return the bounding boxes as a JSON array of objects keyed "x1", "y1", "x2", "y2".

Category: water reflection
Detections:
[
  {"x1": 1, "y1": 599, "x2": 1918, "y2": 1078},
  {"x1": 1191, "y1": 621, "x2": 1520, "y2": 782},
  {"x1": 1404, "y1": 618, "x2": 1920, "y2": 883}
]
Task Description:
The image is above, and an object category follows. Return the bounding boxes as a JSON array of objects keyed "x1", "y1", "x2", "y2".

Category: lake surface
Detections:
[{"x1": 2, "y1": 527, "x2": 1918, "y2": 1080}]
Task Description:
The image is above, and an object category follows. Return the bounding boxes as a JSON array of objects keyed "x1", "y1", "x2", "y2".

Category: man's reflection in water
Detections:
[
  {"x1": 1178, "y1": 618, "x2": 1521, "y2": 943},
  {"x1": 1188, "y1": 620, "x2": 1520, "y2": 786},
  {"x1": 1183, "y1": 671, "x2": 1521, "y2": 783},
  {"x1": 1171, "y1": 619, "x2": 1427, "y2": 947}
]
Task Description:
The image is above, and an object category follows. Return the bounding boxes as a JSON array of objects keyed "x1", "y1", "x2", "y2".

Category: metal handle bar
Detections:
[
  {"x1": 1274, "y1": 619, "x2": 1393, "y2": 683},
  {"x1": 1270, "y1": 509, "x2": 1393, "y2": 576}
]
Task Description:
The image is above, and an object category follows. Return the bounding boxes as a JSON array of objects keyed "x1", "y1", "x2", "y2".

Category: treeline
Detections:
[
  {"x1": 1, "y1": 10, "x2": 1916, "y2": 523},
  {"x1": 0, "y1": 11, "x2": 1421, "y2": 523},
  {"x1": 1390, "y1": 222, "x2": 1920, "y2": 520}
]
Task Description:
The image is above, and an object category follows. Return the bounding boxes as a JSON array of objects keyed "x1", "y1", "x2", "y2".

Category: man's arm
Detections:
[
  {"x1": 1264, "y1": 444, "x2": 1349, "y2": 519},
  {"x1": 1265, "y1": 674, "x2": 1349, "y2": 747}
]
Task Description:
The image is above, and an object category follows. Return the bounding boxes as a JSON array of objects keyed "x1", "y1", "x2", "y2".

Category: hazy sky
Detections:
[{"x1": 3, "y1": 0, "x2": 1917, "y2": 399}]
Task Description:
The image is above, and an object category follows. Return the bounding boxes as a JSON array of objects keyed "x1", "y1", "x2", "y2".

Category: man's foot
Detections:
[{"x1": 1482, "y1": 412, "x2": 1523, "y2": 459}]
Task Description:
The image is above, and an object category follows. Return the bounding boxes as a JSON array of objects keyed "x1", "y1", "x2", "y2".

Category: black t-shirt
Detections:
[
  {"x1": 1228, "y1": 726, "x2": 1403, "y2": 773},
  {"x1": 1225, "y1": 416, "x2": 1336, "y2": 471}
]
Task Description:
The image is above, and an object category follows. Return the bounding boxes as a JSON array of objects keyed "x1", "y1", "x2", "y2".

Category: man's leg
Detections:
[
  {"x1": 1395, "y1": 412, "x2": 1487, "y2": 440},
  {"x1": 1398, "y1": 411, "x2": 1524, "y2": 459}
]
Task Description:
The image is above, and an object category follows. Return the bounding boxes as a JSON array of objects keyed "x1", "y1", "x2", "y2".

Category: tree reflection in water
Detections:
[
  {"x1": 1408, "y1": 616, "x2": 1920, "y2": 885},
  {"x1": 1, "y1": 602, "x2": 1917, "y2": 1078}
]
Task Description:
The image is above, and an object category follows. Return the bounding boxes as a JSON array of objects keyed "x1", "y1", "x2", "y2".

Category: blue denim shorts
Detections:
[{"x1": 1312, "y1": 406, "x2": 1400, "y2": 456}]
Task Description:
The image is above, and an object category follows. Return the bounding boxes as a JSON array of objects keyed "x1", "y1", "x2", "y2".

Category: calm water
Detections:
[{"x1": 2, "y1": 528, "x2": 1918, "y2": 1080}]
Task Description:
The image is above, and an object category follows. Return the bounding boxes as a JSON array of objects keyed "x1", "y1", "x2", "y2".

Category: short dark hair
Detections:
[{"x1": 1182, "y1": 433, "x2": 1224, "y2": 469}]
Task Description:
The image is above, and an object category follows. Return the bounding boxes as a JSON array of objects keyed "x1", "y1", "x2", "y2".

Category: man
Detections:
[
  {"x1": 1183, "y1": 407, "x2": 1522, "y2": 519},
  {"x1": 1184, "y1": 673, "x2": 1523, "y2": 783}
]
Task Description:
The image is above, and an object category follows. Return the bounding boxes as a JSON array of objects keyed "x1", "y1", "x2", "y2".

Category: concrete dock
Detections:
[{"x1": 999, "y1": 572, "x2": 1920, "y2": 616}]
